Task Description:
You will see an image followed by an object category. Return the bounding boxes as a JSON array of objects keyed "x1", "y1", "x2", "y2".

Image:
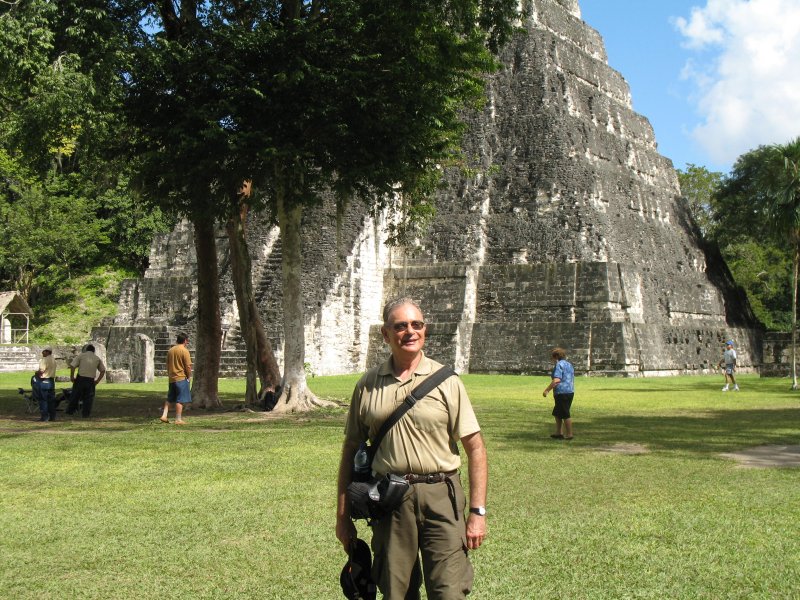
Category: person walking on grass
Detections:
[
  {"x1": 161, "y1": 333, "x2": 192, "y2": 425},
  {"x1": 543, "y1": 347, "x2": 575, "y2": 440},
  {"x1": 719, "y1": 340, "x2": 739, "y2": 391},
  {"x1": 68, "y1": 344, "x2": 106, "y2": 417}
]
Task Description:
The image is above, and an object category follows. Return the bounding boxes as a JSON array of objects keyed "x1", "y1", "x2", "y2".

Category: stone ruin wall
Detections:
[
  {"x1": 100, "y1": 203, "x2": 393, "y2": 377},
  {"x1": 761, "y1": 332, "x2": 799, "y2": 378},
  {"x1": 95, "y1": 0, "x2": 763, "y2": 379},
  {"x1": 368, "y1": 0, "x2": 762, "y2": 374}
]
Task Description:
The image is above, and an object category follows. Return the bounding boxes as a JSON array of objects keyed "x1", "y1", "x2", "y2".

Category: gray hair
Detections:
[{"x1": 382, "y1": 297, "x2": 424, "y2": 324}]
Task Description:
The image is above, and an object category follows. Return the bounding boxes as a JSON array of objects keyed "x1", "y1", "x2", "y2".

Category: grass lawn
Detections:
[{"x1": 0, "y1": 371, "x2": 798, "y2": 599}]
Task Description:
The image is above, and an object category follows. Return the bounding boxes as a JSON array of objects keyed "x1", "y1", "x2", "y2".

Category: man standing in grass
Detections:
[
  {"x1": 36, "y1": 347, "x2": 57, "y2": 421},
  {"x1": 543, "y1": 347, "x2": 575, "y2": 440},
  {"x1": 719, "y1": 340, "x2": 739, "y2": 391},
  {"x1": 67, "y1": 344, "x2": 106, "y2": 417},
  {"x1": 161, "y1": 333, "x2": 192, "y2": 425},
  {"x1": 336, "y1": 297, "x2": 488, "y2": 600}
]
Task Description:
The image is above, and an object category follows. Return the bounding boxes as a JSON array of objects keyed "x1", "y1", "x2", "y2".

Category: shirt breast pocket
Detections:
[{"x1": 411, "y1": 400, "x2": 448, "y2": 433}]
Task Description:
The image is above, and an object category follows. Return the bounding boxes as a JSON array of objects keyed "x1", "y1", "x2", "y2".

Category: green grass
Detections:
[{"x1": 0, "y1": 372, "x2": 798, "y2": 599}]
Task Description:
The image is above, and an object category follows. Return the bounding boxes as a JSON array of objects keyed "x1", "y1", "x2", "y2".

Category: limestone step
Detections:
[{"x1": 0, "y1": 346, "x2": 40, "y2": 373}]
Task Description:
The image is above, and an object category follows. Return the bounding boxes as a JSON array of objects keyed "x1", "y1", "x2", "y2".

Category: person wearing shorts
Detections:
[
  {"x1": 161, "y1": 333, "x2": 192, "y2": 425},
  {"x1": 719, "y1": 340, "x2": 739, "y2": 391},
  {"x1": 542, "y1": 347, "x2": 575, "y2": 440}
]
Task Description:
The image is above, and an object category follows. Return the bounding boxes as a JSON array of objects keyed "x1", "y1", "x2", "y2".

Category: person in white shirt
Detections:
[
  {"x1": 36, "y1": 347, "x2": 57, "y2": 421},
  {"x1": 68, "y1": 344, "x2": 106, "y2": 416}
]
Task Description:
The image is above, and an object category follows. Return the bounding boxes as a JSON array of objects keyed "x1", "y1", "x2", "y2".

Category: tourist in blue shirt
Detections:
[{"x1": 542, "y1": 347, "x2": 575, "y2": 440}]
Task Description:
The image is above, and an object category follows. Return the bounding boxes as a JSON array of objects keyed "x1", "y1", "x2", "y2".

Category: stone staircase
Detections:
[
  {"x1": 0, "y1": 346, "x2": 39, "y2": 373},
  {"x1": 218, "y1": 324, "x2": 250, "y2": 377}
]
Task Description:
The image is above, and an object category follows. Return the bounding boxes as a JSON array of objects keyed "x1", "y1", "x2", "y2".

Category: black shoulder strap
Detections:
[{"x1": 370, "y1": 366, "x2": 456, "y2": 455}]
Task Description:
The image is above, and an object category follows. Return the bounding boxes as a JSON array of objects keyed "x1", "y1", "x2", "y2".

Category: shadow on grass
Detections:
[
  {"x1": 499, "y1": 408, "x2": 800, "y2": 456},
  {"x1": 0, "y1": 385, "x2": 350, "y2": 437}
]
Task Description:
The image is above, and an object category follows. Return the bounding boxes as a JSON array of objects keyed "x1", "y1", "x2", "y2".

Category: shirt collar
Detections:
[{"x1": 378, "y1": 351, "x2": 432, "y2": 379}]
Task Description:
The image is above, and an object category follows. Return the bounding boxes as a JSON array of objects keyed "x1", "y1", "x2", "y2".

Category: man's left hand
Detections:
[{"x1": 465, "y1": 513, "x2": 486, "y2": 550}]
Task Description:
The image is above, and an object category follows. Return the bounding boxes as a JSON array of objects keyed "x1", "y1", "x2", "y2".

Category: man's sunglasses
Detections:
[{"x1": 390, "y1": 320, "x2": 425, "y2": 333}]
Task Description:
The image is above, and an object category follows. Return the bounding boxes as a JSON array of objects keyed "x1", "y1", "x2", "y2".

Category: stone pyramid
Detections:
[{"x1": 99, "y1": 0, "x2": 761, "y2": 377}]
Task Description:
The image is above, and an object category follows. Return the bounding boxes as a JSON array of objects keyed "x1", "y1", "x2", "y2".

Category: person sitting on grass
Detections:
[{"x1": 542, "y1": 347, "x2": 575, "y2": 440}]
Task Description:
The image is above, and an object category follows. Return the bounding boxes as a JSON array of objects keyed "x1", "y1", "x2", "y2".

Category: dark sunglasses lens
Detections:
[{"x1": 392, "y1": 321, "x2": 425, "y2": 332}]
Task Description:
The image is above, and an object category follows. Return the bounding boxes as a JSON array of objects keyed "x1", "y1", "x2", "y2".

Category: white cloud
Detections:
[{"x1": 673, "y1": 0, "x2": 800, "y2": 165}]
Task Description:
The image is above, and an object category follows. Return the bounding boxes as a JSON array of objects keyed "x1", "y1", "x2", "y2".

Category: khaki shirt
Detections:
[
  {"x1": 345, "y1": 353, "x2": 480, "y2": 476},
  {"x1": 39, "y1": 355, "x2": 56, "y2": 379},
  {"x1": 167, "y1": 344, "x2": 192, "y2": 383},
  {"x1": 71, "y1": 351, "x2": 105, "y2": 378}
]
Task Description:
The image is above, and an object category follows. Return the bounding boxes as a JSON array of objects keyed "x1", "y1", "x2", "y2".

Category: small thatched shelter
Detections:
[{"x1": 0, "y1": 291, "x2": 32, "y2": 344}]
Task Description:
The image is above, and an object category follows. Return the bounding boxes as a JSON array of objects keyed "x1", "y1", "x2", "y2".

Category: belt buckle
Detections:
[{"x1": 426, "y1": 473, "x2": 439, "y2": 484}]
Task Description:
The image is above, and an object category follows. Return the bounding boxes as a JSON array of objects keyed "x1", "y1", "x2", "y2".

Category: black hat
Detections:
[{"x1": 340, "y1": 538, "x2": 376, "y2": 600}]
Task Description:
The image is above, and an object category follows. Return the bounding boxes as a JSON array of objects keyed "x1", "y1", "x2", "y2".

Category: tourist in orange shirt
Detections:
[{"x1": 161, "y1": 333, "x2": 192, "y2": 425}]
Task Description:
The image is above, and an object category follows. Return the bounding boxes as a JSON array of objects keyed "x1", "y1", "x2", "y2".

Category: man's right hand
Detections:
[{"x1": 336, "y1": 516, "x2": 357, "y2": 552}]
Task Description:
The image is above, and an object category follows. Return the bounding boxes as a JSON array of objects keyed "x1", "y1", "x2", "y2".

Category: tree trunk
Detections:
[
  {"x1": 254, "y1": 313, "x2": 282, "y2": 398},
  {"x1": 226, "y1": 202, "x2": 281, "y2": 407},
  {"x1": 272, "y1": 189, "x2": 333, "y2": 412},
  {"x1": 792, "y1": 243, "x2": 798, "y2": 390},
  {"x1": 191, "y1": 217, "x2": 223, "y2": 409}
]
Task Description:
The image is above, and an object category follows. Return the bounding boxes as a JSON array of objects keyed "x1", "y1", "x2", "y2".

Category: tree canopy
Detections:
[
  {"x1": 678, "y1": 162, "x2": 794, "y2": 332},
  {"x1": 713, "y1": 137, "x2": 800, "y2": 387},
  {"x1": 125, "y1": 0, "x2": 517, "y2": 410},
  {"x1": 0, "y1": 0, "x2": 168, "y2": 309}
]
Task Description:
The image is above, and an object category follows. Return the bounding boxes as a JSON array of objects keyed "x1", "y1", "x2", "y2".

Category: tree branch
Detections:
[{"x1": 157, "y1": 0, "x2": 181, "y2": 38}]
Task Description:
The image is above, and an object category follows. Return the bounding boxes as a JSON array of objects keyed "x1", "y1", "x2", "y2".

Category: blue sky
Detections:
[{"x1": 579, "y1": 0, "x2": 800, "y2": 174}]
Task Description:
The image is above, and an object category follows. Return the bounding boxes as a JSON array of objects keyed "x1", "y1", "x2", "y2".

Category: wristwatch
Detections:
[{"x1": 469, "y1": 506, "x2": 487, "y2": 516}]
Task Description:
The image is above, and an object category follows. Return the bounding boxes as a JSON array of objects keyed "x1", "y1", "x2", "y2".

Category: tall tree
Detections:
[
  {"x1": 218, "y1": 0, "x2": 515, "y2": 412},
  {"x1": 715, "y1": 137, "x2": 800, "y2": 389},
  {"x1": 225, "y1": 186, "x2": 281, "y2": 407},
  {"x1": 0, "y1": 0, "x2": 165, "y2": 304},
  {"x1": 126, "y1": 0, "x2": 516, "y2": 412},
  {"x1": 678, "y1": 163, "x2": 791, "y2": 331}
]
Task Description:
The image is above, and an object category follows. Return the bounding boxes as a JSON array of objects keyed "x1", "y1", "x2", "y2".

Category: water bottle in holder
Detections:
[{"x1": 352, "y1": 442, "x2": 373, "y2": 482}]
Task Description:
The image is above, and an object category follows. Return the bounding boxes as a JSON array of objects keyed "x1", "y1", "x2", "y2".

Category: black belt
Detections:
[{"x1": 404, "y1": 470, "x2": 457, "y2": 484}]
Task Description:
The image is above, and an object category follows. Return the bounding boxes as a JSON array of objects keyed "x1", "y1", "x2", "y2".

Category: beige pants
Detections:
[{"x1": 371, "y1": 474, "x2": 473, "y2": 600}]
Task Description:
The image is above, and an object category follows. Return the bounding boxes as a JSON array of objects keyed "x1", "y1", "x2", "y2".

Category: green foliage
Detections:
[
  {"x1": 719, "y1": 240, "x2": 791, "y2": 330},
  {"x1": 713, "y1": 137, "x2": 800, "y2": 333},
  {"x1": 96, "y1": 177, "x2": 173, "y2": 273},
  {"x1": 127, "y1": 0, "x2": 517, "y2": 223},
  {"x1": 0, "y1": 0, "x2": 122, "y2": 176},
  {"x1": 0, "y1": 176, "x2": 105, "y2": 297},
  {"x1": 0, "y1": 373, "x2": 798, "y2": 598},
  {"x1": 677, "y1": 164, "x2": 723, "y2": 237},
  {"x1": 28, "y1": 265, "x2": 134, "y2": 344},
  {"x1": 0, "y1": 1, "x2": 166, "y2": 323},
  {"x1": 715, "y1": 138, "x2": 800, "y2": 244},
  {"x1": 678, "y1": 163, "x2": 794, "y2": 331}
]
